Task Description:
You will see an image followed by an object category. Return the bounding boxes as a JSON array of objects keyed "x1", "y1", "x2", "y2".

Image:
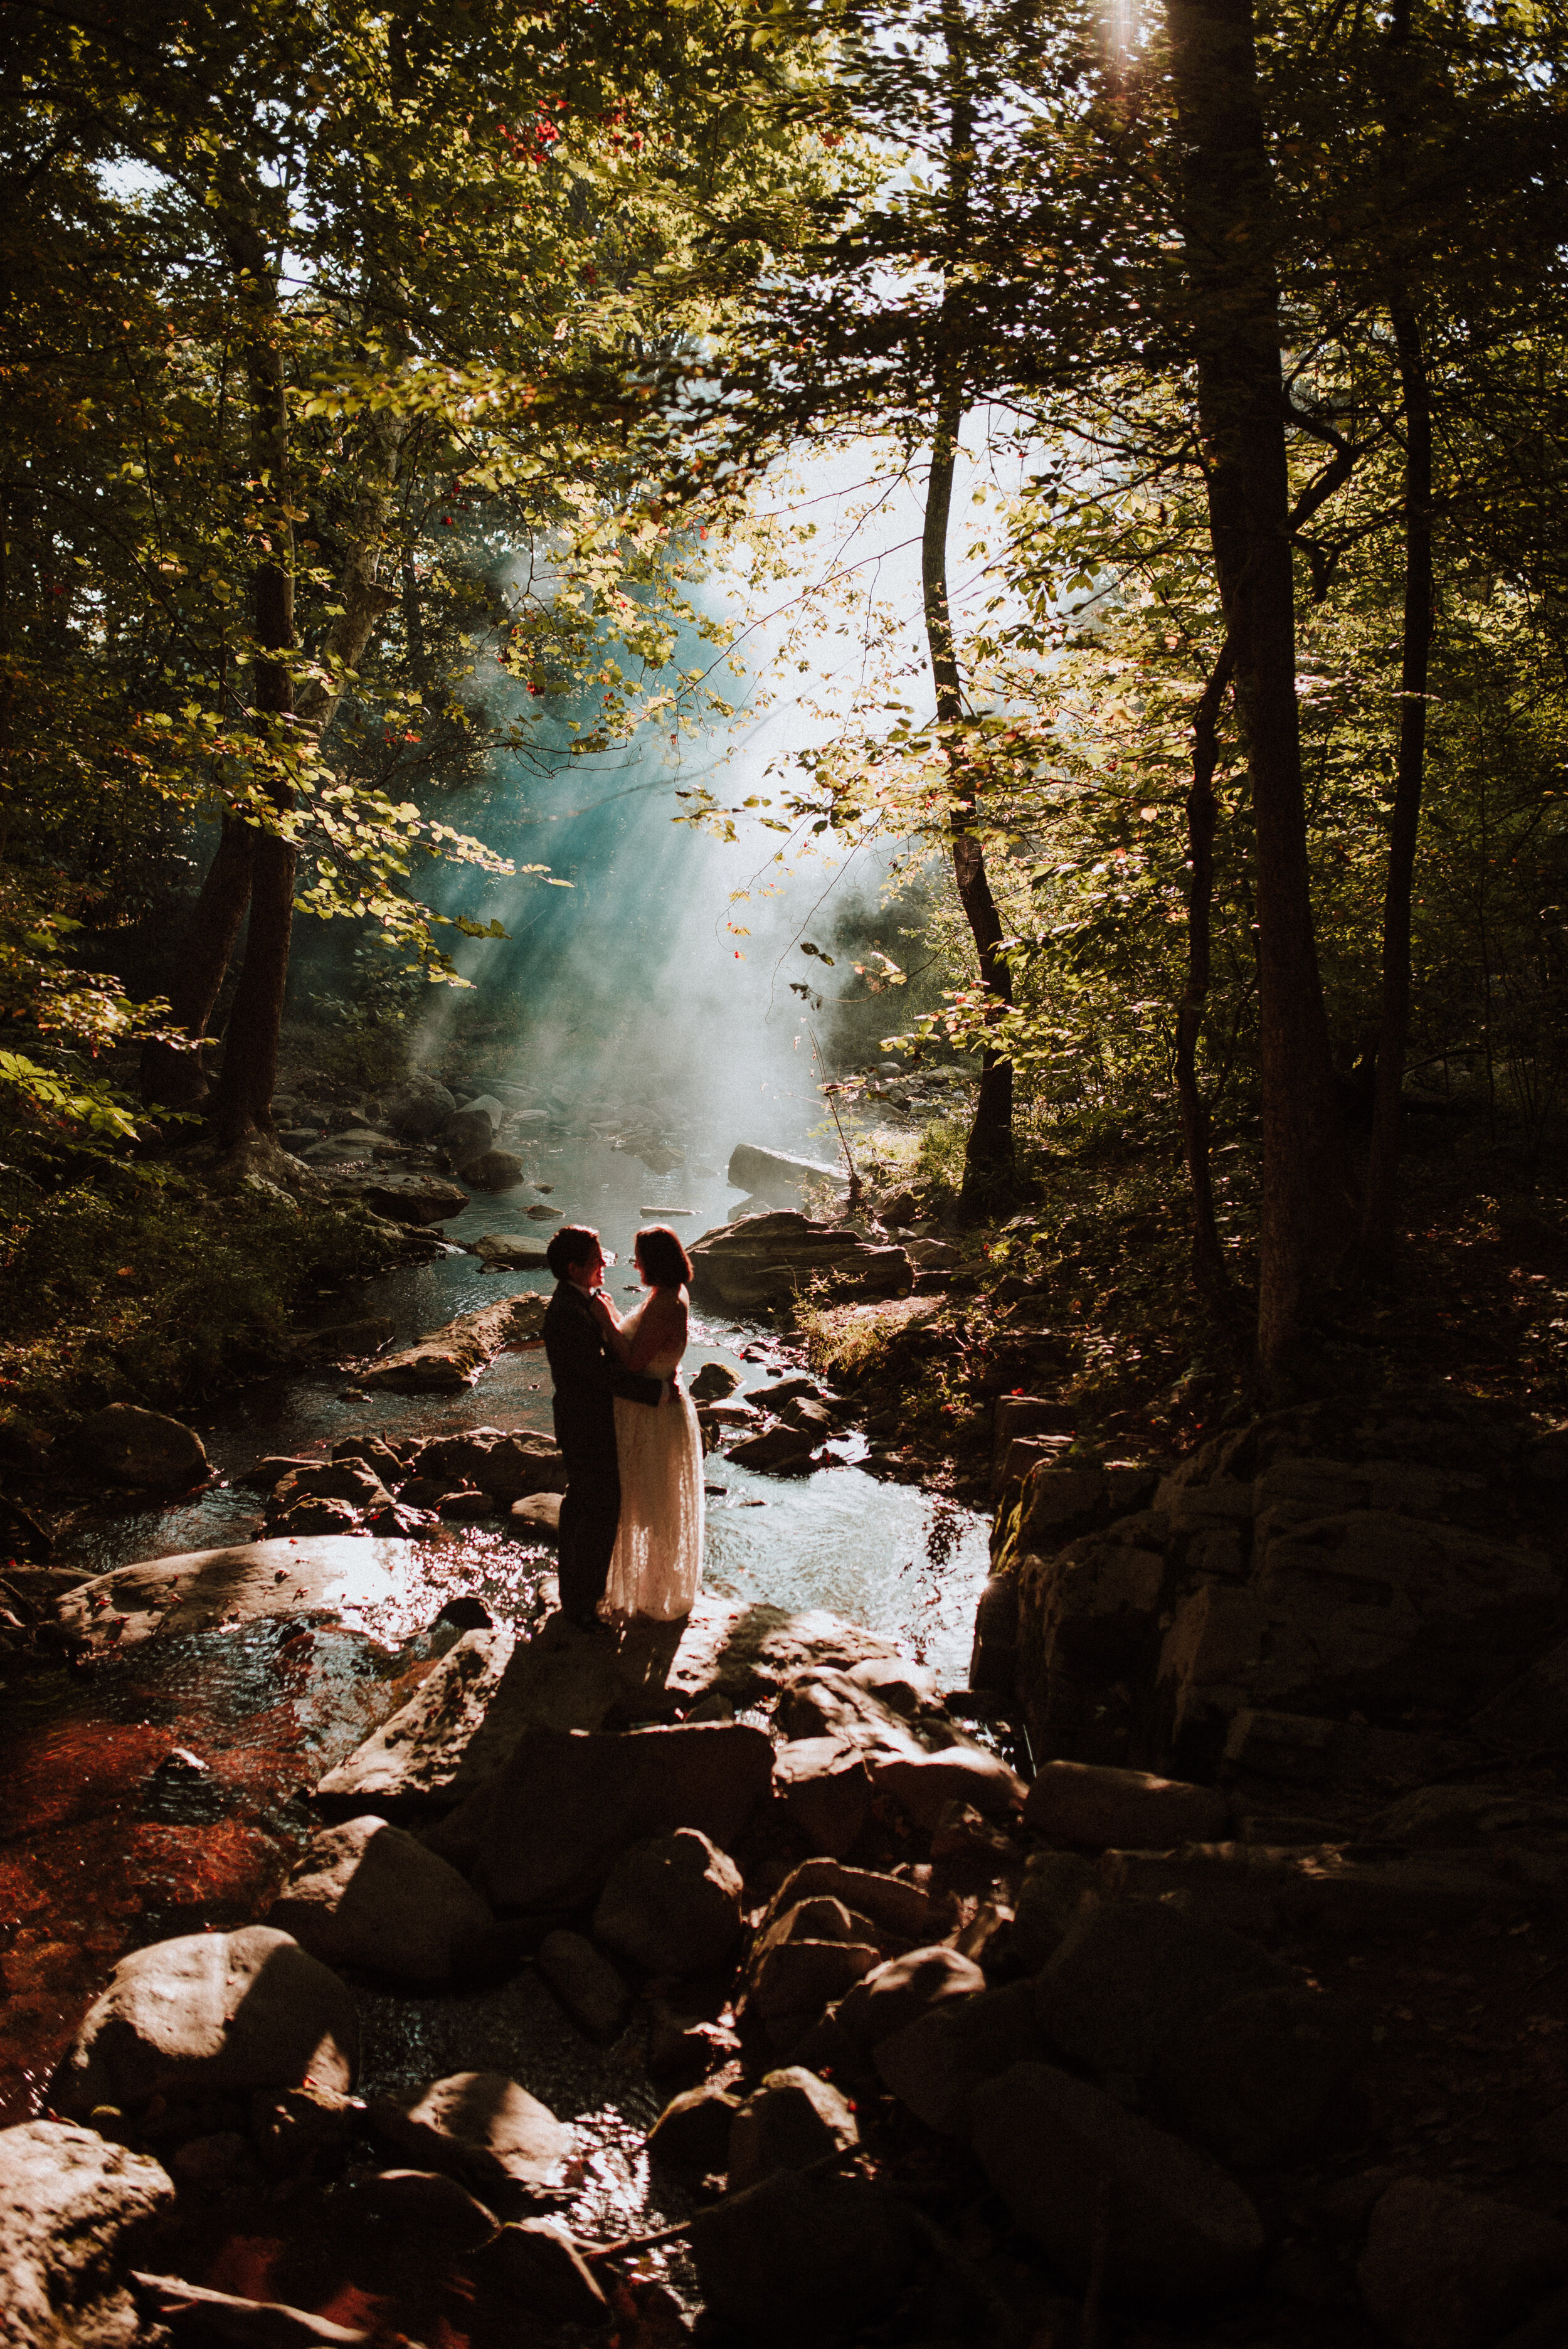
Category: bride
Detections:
[{"x1": 589, "y1": 1224, "x2": 704, "y2": 1622}]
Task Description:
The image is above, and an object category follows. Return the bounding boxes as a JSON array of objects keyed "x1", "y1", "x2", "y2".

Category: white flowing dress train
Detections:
[{"x1": 603, "y1": 1300, "x2": 704, "y2": 1621}]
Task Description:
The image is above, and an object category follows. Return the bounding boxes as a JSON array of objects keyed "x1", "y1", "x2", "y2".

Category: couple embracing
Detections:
[{"x1": 541, "y1": 1222, "x2": 704, "y2": 1632}]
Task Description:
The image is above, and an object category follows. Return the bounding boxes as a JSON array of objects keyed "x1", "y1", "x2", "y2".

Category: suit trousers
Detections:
[{"x1": 556, "y1": 1441, "x2": 622, "y2": 1621}]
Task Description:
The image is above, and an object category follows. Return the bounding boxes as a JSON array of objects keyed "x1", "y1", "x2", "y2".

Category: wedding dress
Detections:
[{"x1": 603, "y1": 1299, "x2": 704, "y2": 1621}]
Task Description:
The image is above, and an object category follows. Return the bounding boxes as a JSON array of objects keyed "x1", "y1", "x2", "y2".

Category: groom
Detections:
[{"x1": 543, "y1": 1225, "x2": 666, "y2": 1630}]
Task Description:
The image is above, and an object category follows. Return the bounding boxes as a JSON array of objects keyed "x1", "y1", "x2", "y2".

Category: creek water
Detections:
[{"x1": 0, "y1": 1110, "x2": 991, "y2": 2320}]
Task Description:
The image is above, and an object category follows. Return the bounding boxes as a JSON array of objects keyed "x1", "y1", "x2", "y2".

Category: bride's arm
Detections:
[
  {"x1": 589, "y1": 1291, "x2": 636, "y2": 1366},
  {"x1": 627, "y1": 1289, "x2": 686, "y2": 1374}
]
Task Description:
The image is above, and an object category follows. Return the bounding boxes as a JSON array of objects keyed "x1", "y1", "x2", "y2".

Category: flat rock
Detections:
[
  {"x1": 55, "y1": 1927, "x2": 358, "y2": 2113},
  {"x1": 971, "y1": 2060, "x2": 1266, "y2": 2303},
  {"x1": 0, "y1": 2121, "x2": 174, "y2": 2349},
  {"x1": 689, "y1": 1211, "x2": 911, "y2": 1312},
  {"x1": 1024, "y1": 1759, "x2": 1232, "y2": 1850},
  {"x1": 726, "y1": 1142, "x2": 844, "y2": 1193},
  {"x1": 1101, "y1": 1841, "x2": 1534, "y2": 1938},
  {"x1": 667, "y1": 1597, "x2": 928, "y2": 1709},
  {"x1": 361, "y1": 1292, "x2": 548, "y2": 1392},
  {"x1": 691, "y1": 2166, "x2": 921, "y2": 2345},
  {"x1": 324, "y1": 1170, "x2": 468, "y2": 1226},
  {"x1": 369, "y1": 2070, "x2": 571, "y2": 2195},
  {"x1": 1359, "y1": 2175, "x2": 1568, "y2": 2349},
  {"x1": 428, "y1": 1615, "x2": 650, "y2": 1813},
  {"x1": 55, "y1": 1537, "x2": 421, "y2": 1653},
  {"x1": 427, "y1": 1723, "x2": 773, "y2": 1913},
  {"x1": 314, "y1": 1630, "x2": 519, "y2": 1816},
  {"x1": 728, "y1": 2065, "x2": 859, "y2": 2194},
  {"x1": 473, "y1": 1233, "x2": 551, "y2": 1270},
  {"x1": 75, "y1": 1403, "x2": 207, "y2": 1490},
  {"x1": 592, "y1": 1828, "x2": 743, "y2": 1974},
  {"x1": 267, "y1": 1816, "x2": 493, "y2": 1983}
]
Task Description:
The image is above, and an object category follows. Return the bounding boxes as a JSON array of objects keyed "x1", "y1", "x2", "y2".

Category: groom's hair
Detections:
[{"x1": 546, "y1": 1224, "x2": 600, "y2": 1278}]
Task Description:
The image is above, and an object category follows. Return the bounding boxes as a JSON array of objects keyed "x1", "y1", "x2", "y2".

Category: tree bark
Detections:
[
  {"x1": 139, "y1": 814, "x2": 256, "y2": 1108},
  {"x1": 1176, "y1": 638, "x2": 1234, "y2": 1301},
  {"x1": 1165, "y1": 0, "x2": 1355, "y2": 1375},
  {"x1": 212, "y1": 201, "x2": 297, "y2": 1149},
  {"x1": 926, "y1": 3, "x2": 1014, "y2": 1206}
]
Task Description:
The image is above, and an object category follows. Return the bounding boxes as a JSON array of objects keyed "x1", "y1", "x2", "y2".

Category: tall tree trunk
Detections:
[
  {"x1": 139, "y1": 815, "x2": 256, "y2": 1108},
  {"x1": 213, "y1": 205, "x2": 297, "y2": 1149},
  {"x1": 1360, "y1": 0, "x2": 1434, "y2": 1266},
  {"x1": 1177, "y1": 638, "x2": 1234, "y2": 1301},
  {"x1": 1165, "y1": 0, "x2": 1355, "y2": 1376},
  {"x1": 926, "y1": 3, "x2": 1014, "y2": 1207}
]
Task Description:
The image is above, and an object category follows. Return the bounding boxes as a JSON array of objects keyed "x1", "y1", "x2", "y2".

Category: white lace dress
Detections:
[{"x1": 603, "y1": 1300, "x2": 704, "y2": 1622}]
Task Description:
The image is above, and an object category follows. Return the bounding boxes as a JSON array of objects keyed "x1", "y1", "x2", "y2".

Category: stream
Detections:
[{"x1": 0, "y1": 1105, "x2": 992, "y2": 2316}]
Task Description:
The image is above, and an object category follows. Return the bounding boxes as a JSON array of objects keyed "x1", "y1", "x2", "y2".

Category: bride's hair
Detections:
[{"x1": 635, "y1": 1224, "x2": 692, "y2": 1287}]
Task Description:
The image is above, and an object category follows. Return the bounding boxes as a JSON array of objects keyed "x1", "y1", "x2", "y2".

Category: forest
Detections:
[{"x1": 3, "y1": 0, "x2": 1567, "y2": 1412}]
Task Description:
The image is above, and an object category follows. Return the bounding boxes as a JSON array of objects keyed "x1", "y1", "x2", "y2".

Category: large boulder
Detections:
[
  {"x1": 970, "y1": 2062, "x2": 1266, "y2": 2303},
  {"x1": 324, "y1": 1170, "x2": 469, "y2": 1226},
  {"x1": 75, "y1": 1404, "x2": 207, "y2": 1490},
  {"x1": 1023, "y1": 1758, "x2": 1231, "y2": 1850},
  {"x1": 456, "y1": 1148, "x2": 525, "y2": 1193},
  {"x1": 55, "y1": 1927, "x2": 359, "y2": 2114},
  {"x1": 875, "y1": 1979, "x2": 1047, "y2": 2134},
  {"x1": 369, "y1": 2071, "x2": 572, "y2": 2196},
  {"x1": 688, "y1": 1212, "x2": 912, "y2": 1311},
  {"x1": 691, "y1": 2166, "x2": 921, "y2": 2345},
  {"x1": 727, "y1": 1142, "x2": 844, "y2": 1194},
  {"x1": 1034, "y1": 1895, "x2": 1283, "y2": 2085},
  {"x1": 54, "y1": 1535, "x2": 420, "y2": 1653},
  {"x1": 0, "y1": 2121, "x2": 174, "y2": 2349},
  {"x1": 836, "y1": 1946, "x2": 986, "y2": 2052},
  {"x1": 441, "y1": 1106, "x2": 497, "y2": 1163},
  {"x1": 1150, "y1": 1983, "x2": 1379, "y2": 2166},
  {"x1": 384, "y1": 1074, "x2": 457, "y2": 1138},
  {"x1": 535, "y1": 1933, "x2": 632, "y2": 2040},
  {"x1": 416, "y1": 1428, "x2": 565, "y2": 1503},
  {"x1": 591, "y1": 1829, "x2": 743, "y2": 1975},
  {"x1": 428, "y1": 1723, "x2": 774, "y2": 1913},
  {"x1": 266, "y1": 1816, "x2": 494, "y2": 1984},
  {"x1": 314, "y1": 1629, "x2": 519, "y2": 1816},
  {"x1": 1359, "y1": 2176, "x2": 1568, "y2": 2349}
]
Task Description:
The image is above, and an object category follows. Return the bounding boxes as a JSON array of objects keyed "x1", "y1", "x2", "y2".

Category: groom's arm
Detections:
[{"x1": 549, "y1": 1288, "x2": 662, "y2": 1409}]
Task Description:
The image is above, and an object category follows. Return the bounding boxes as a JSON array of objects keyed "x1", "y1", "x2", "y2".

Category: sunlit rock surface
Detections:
[
  {"x1": 55, "y1": 1536, "x2": 429, "y2": 1653},
  {"x1": 361, "y1": 1292, "x2": 548, "y2": 1392},
  {"x1": 687, "y1": 1211, "x2": 911, "y2": 1310},
  {"x1": 0, "y1": 2121, "x2": 174, "y2": 2349}
]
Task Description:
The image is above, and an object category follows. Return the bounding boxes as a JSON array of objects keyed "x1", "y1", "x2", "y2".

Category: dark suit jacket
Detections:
[{"x1": 543, "y1": 1279, "x2": 664, "y2": 1468}]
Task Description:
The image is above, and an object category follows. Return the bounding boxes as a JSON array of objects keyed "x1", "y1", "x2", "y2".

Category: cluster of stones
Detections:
[{"x1": 247, "y1": 1418, "x2": 567, "y2": 1541}]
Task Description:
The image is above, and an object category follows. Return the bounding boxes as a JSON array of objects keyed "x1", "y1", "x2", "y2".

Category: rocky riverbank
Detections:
[{"x1": 4, "y1": 1369, "x2": 1568, "y2": 2348}]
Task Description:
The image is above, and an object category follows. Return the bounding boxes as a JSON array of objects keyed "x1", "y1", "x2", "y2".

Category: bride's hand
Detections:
[{"x1": 588, "y1": 1290, "x2": 616, "y2": 1329}]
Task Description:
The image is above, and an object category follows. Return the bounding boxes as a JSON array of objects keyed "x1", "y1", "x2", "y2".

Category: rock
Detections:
[
  {"x1": 511, "y1": 1493, "x2": 561, "y2": 1540},
  {"x1": 479, "y1": 2219, "x2": 609, "y2": 2326},
  {"x1": 458, "y1": 1148, "x2": 526, "y2": 1192},
  {"x1": 169, "y1": 2130, "x2": 253, "y2": 2193},
  {"x1": 384, "y1": 1074, "x2": 457, "y2": 1137},
  {"x1": 592, "y1": 1828, "x2": 743, "y2": 1975},
  {"x1": 1222, "y1": 1707, "x2": 1440, "y2": 1789},
  {"x1": 272, "y1": 1460, "x2": 393, "y2": 1512},
  {"x1": 690, "y1": 1361, "x2": 742, "y2": 1403},
  {"x1": 323, "y1": 1171, "x2": 468, "y2": 1225},
  {"x1": 265, "y1": 1816, "x2": 493, "y2": 1983},
  {"x1": 430, "y1": 1722, "x2": 774, "y2": 1912},
  {"x1": 534, "y1": 1932, "x2": 632, "y2": 2040},
  {"x1": 691, "y1": 2166, "x2": 920, "y2": 2345},
  {"x1": 773, "y1": 1739, "x2": 872, "y2": 1857},
  {"x1": 349, "y1": 2166, "x2": 497, "y2": 2244},
  {"x1": 251, "y1": 2086, "x2": 359, "y2": 2180},
  {"x1": 665, "y1": 1595, "x2": 928, "y2": 1712},
  {"x1": 1359, "y1": 2176, "x2": 1568, "y2": 2349},
  {"x1": 273, "y1": 1497, "x2": 361, "y2": 1537},
  {"x1": 836, "y1": 1946, "x2": 987, "y2": 2050},
  {"x1": 1373, "y1": 1783, "x2": 1568, "y2": 1851},
  {"x1": 0, "y1": 2121, "x2": 174, "y2": 2348},
  {"x1": 55, "y1": 1927, "x2": 359, "y2": 2114},
  {"x1": 1101, "y1": 1840, "x2": 1533, "y2": 1938},
  {"x1": 728, "y1": 2067, "x2": 859, "y2": 2194},
  {"x1": 525, "y1": 1201, "x2": 561, "y2": 1219},
  {"x1": 874, "y1": 1978, "x2": 1047, "y2": 2133},
  {"x1": 869, "y1": 1746, "x2": 1025, "y2": 1828},
  {"x1": 689, "y1": 1211, "x2": 911, "y2": 1311},
  {"x1": 1034, "y1": 1895, "x2": 1283, "y2": 2084},
  {"x1": 1010, "y1": 1851, "x2": 1101, "y2": 1971},
  {"x1": 727, "y1": 1142, "x2": 844, "y2": 1192},
  {"x1": 472, "y1": 1232, "x2": 551, "y2": 1269},
  {"x1": 1010, "y1": 1518, "x2": 1169, "y2": 1766},
  {"x1": 239, "y1": 1455, "x2": 320, "y2": 1489},
  {"x1": 361, "y1": 1291, "x2": 548, "y2": 1392},
  {"x1": 1470, "y1": 1638, "x2": 1568, "y2": 1752},
  {"x1": 76, "y1": 1404, "x2": 207, "y2": 1489},
  {"x1": 1151, "y1": 1983, "x2": 1379, "y2": 2166},
  {"x1": 441, "y1": 1107, "x2": 496, "y2": 1161},
  {"x1": 905, "y1": 1238, "x2": 963, "y2": 1271},
  {"x1": 1024, "y1": 1758, "x2": 1232, "y2": 1850},
  {"x1": 970, "y1": 2061, "x2": 1266, "y2": 2303},
  {"x1": 369, "y1": 2071, "x2": 571, "y2": 2196},
  {"x1": 131, "y1": 2272, "x2": 371, "y2": 2343},
  {"x1": 760, "y1": 1859, "x2": 938, "y2": 1949},
  {"x1": 648, "y1": 2083, "x2": 743, "y2": 2175},
  {"x1": 1532, "y1": 2103, "x2": 1568, "y2": 2165},
  {"x1": 314, "y1": 1630, "x2": 517, "y2": 1816},
  {"x1": 727, "y1": 1423, "x2": 821, "y2": 1474},
  {"x1": 418, "y1": 1427, "x2": 566, "y2": 1503},
  {"x1": 752, "y1": 1936, "x2": 882, "y2": 2048},
  {"x1": 55, "y1": 1536, "x2": 421, "y2": 1653}
]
